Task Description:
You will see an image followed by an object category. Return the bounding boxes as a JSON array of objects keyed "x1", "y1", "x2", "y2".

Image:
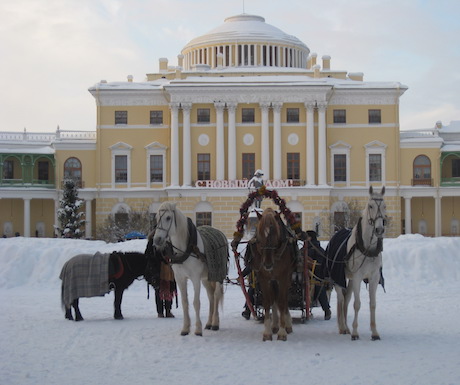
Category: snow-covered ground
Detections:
[{"x1": 1, "y1": 235, "x2": 460, "y2": 385}]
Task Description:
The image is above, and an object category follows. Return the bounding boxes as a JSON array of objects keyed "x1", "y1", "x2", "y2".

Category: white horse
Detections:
[
  {"x1": 152, "y1": 202, "x2": 229, "y2": 336},
  {"x1": 333, "y1": 186, "x2": 386, "y2": 340}
]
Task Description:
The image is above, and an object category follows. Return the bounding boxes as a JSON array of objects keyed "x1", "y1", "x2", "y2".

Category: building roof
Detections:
[{"x1": 182, "y1": 14, "x2": 309, "y2": 53}]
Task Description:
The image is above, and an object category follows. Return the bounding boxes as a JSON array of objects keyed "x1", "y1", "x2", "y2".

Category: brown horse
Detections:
[{"x1": 249, "y1": 208, "x2": 297, "y2": 341}]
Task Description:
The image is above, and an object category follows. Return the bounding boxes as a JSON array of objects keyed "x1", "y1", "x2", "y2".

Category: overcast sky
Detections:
[{"x1": 1, "y1": 0, "x2": 458, "y2": 133}]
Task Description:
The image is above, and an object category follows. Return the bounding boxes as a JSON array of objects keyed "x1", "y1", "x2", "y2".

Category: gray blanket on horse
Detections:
[
  {"x1": 197, "y1": 226, "x2": 229, "y2": 283},
  {"x1": 60, "y1": 252, "x2": 110, "y2": 308}
]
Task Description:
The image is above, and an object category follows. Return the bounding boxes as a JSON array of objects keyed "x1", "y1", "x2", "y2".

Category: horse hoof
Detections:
[
  {"x1": 205, "y1": 324, "x2": 212, "y2": 330},
  {"x1": 211, "y1": 325, "x2": 219, "y2": 331},
  {"x1": 263, "y1": 335, "x2": 272, "y2": 341},
  {"x1": 286, "y1": 327, "x2": 293, "y2": 334},
  {"x1": 195, "y1": 332, "x2": 203, "y2": 337},
  {"x1": 351, "y1": 335, "x2": 359, "y2": 341},
  {"x1": 272, "y1": 327, "x2": 279, "y2": 334},
  {"x1": 114, "y1": 315, "x2": 123, "y2": 320},
  {"x1": 372, "y1": 335, "x2": 381, "y2": 341},
  {"x1": 277, "y1": 335, "x2": 287, "y2": 341},
  {"x1": 180, "y1": 331, "x2": 189, "y2": 336}
]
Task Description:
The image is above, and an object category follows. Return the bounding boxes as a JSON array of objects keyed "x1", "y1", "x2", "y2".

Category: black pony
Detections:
[{"x1": 60, "y1": 251, "x2": 153, "y2": 321}]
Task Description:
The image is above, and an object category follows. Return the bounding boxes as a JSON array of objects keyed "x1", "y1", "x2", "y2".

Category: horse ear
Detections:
[
  {"x1": 256, "y1": 211, "x2": 263, "y2": 220},
  {"x1": 381, "y1": 186, "x2": 385, "y2": 196},
  {"x1": 369, "y1": 185, "x2": 374, "y2": 195}
]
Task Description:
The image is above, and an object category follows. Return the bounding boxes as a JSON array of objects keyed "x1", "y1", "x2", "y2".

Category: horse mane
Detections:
[{"x1": 256, "y1": 208, "x2": 281, "y2": 245}]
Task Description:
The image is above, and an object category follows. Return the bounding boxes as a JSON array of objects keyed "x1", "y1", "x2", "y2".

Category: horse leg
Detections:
[
  {"x1": 350, "y1": 279, "x2": 361, "y2": 340},
  {"x1": 285, "y1": 309, "x2": 293, "y2": 334},
  {"x1": 369, "y1": 276, "x2": 380, "y2": 340},
  {"x1": 276, "y1": 301, "x2": 289, "y2": 341},
  {"x1": 176, "y1": 278, "x2": 191, "y2": 336},
  {"x1": 114, "y1": 288, "x2": 124, "y2": 320},
  {"x1": 262, "y1": 305, "x2": 273, "y2": 341},
  {"x1": 73, "y1": 299, "x2": 84, "y2": 321},
  {"x1": 335, "y1": 287, "x2": 348, "y2": 334},
  {"x1": 271, "y1": 302, "x2": 280, "y2": 334},
  {"x1": 191, "y1": 277, "x2": 203, "y2": 336},
  {"x1": 65, "y1": 305, "x2": 73, "y2": 320},
  {"x1": 202, "y1": 280, "x2": 216, "y2": 330}
]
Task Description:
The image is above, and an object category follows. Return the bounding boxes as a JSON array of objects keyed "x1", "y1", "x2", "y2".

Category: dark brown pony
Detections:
[{"x1": 249, "y1": 208, "x2": 297, "y2": 341}]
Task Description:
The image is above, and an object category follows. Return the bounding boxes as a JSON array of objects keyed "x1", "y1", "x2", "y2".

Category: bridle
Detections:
[{"x1": 367, "y1": 196, "x2": 387, "y2": 228}]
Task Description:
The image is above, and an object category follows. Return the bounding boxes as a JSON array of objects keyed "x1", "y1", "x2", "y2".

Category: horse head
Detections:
[
  {"x1": 255, "y1": 208, "x2": 281, "y2": 271},
  {"x1": 367, "y1": 186, "x2": 386, "y2": 238},
  {"x1": 153, "y1": 202, "x2": 177, "y2": 249}
]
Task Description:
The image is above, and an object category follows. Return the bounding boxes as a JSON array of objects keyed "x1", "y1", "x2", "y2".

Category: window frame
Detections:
[
  {"x1": 150, "y1": 110, "x2": 163, "y2": 125},
  {"x1": 286, "y1": 108, "x2": 300, "y2": 123},
  {"x1": 197, "y1": 153, "x2": 211, "y2": 180},
  {"x1": 115, "y1": 110, "x2": 128, "y2": 125},
  {"x1": 242, "y1": 108, "x2": 255, "y2": 123},
  {"x1": 368, "y1": 109, "x2": 381, "y2": 124},
  {"x1": 197, "y1": 108, "x2": 210, "y2": 123},
  {"x1": 196, "y1": 212, "x2": 212, "y2": 227},
  {"x1": 242, "y1": 153, "x2": 255, "y2": 180},
  {"x1": 3, "y1": 159, "x2": 14, "y2": 179},
  {"x1": 287, "y1": 152, "x2": 300, "y2": 180},
  {"x1": 333, "y1": 109, "x2": 346, "y2": 124},
  {"x1": 64, "y1": 157, "x2": 82, "y2": 187}
]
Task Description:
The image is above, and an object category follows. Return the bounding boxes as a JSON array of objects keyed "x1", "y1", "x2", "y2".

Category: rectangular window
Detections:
[
  {"x1": 3, "y1": 160, "x2": 13, "y2": 179},
  {"x1": 242, "y1": 108, "x2": 255, "y2": 123},
  {"x1": 287, "y1": 108, "x2": 299, "y2": 123},
  {"x1": 368, "y1": 109, "x2": 381, "y2": 124},
  {"x1": 453, "y1": 159, "x2": 460, "y2": 177},
  {"x1": 196, "y1": 212, "x2": 212, "y2": 227},
  {"x1": 333, "y1": 109, "x2": 346, "y2": 124},
  {"x1": 150, "y1": 155, "x2": 163, "y2": 182},
  {"x1": 197, "y1": 108, "x2": 210, "y2": 123},
  {"x1": 150, "y1": 110, "x2": 163, "y2": 125},
  {"x1": 242, "y1": 153, "x2": 255, "y2": 180},
  {"x1": 369, "y1": 154, "x2": 382, "y2": 182},
  {"x1": 115, "y1": 155, "x2": 128, "y2": 183},
  {"x1": 197, "y1": 153, "x2": 211, "y2": 180},
  {"x1": 334, "y1": 154, "x2": 347, "y2": 182},
  {"x1": 38, "y1": 161, "x2": 49, "y2": 181},
  {"x1": 287, "y1": 153, "x2": 300, "y2": 179},
  {"x1": 115, "y1": 110, "x2": 128, "y2": 125}
]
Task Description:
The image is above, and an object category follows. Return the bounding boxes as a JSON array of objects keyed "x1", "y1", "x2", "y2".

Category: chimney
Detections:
[
  {"x1": 310, "y1": 53, "x2": 317, "y2": 68},
  {"x1": 313, "y1": 64, "x2": 321, "y2": 78},
  {"x1": 322, "y1": 55, "x2": 331, "y2": 70},
  {"x1": 127, "y1": 75, "x2": 133, "y2": 82},
  {"x1": 159, "y1": 58, "x2": 168, "y2": 72}
]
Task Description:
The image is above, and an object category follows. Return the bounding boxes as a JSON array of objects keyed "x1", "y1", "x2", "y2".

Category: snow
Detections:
[{"x1": 1, "y1": 234, "x2": 460, "y2": 385}]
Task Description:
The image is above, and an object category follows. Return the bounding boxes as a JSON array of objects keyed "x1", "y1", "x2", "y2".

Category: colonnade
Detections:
[{"x1": 169, "y1": 101, "x2": 328, "y2": 187}]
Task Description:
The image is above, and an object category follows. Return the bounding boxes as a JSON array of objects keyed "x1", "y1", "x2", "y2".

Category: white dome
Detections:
[{"x1": 182, "y1": 14, "x2": 309, "y2": 53}]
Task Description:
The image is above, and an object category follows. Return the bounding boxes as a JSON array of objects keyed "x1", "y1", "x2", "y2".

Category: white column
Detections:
[
  {"x1": 85, "y1": 199, "x2": 92, "y2": 239},
  {"x1": 227, "y1": 103, "x2": 237, "y2": 180},
  {"x1": 317, "y1": 102, "x2": 327, "y2": 185},
  {"x1": 23, "y1": 198, "x2": 31, "y2": 237},
  {"x1": 435, "y1": 195, "x2": 442, "y2": 237},
  {"x1": 170, "y1": 102, "x2": 180, "y2": 186},
  {"x1": 272, "y1": 102, "x2": 282, "y2": 180},
  {"x1": 215, "y1": 102, "x2": 226, "y2": 180},
  {"x1": 305, "y1": 102, "x2": 315, "y2": 185},
  {"x1": 404, "y1": 197, "x2": 412, "y2": 234},
  {"x1": 182, "y1": 103, "x2": 192, "y2": 186},
  {"x1": 260, "y1": 102, "x2": 270, "y2": 178}
]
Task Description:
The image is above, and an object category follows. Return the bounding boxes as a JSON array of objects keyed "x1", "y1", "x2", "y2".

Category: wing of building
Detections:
[{"x1": 1, "y1": 14, "x2": 459, "y2": 238}]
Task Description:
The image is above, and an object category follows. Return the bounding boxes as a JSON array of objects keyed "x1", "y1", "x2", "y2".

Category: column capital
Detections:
[
  {"x1": 169, "y1": 102, "x2": 180, "y2": 111},
  {"x1": 214, "y1": 101, "x2": 226, "y2": 111},
  {"x1": 259, "y1": 102, "x2": 271, "y2": 111},
  {"x1": 226, "y1": 102, "x2": 237, "y2": 112},
  {"x1": 317, "y1": 101, "x2": 328, "y2": 111},
  {"x1": 181, "y1": 102, "x2": 192, "y2": 111},
  {"x1": 304, "y1": 101, "x2": 315, "y2": 111},
  {"x1": 272, "y1": 102, "x2": 283, "y2": 113}
]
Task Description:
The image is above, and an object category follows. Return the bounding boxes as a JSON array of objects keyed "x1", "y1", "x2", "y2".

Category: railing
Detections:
[
  {"x1": 0, "y1": 130, "x2": 96, "y2": 143},
  {"x1": 412, "y1": 178, "x2": 433, "y2": 186},
  {"x1": 0, "y1": 179, "x2": 55, "y2": 188},
  {"x1": 441, "y1": 177, "x2": 460, "y2": 186}
]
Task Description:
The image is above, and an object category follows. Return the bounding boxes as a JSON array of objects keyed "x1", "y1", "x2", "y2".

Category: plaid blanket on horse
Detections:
[
  {"x1": 197, "y1": 226, "x2": 229, "y2": 283},
  {"x1": 60, "y1": 252, "x2": 110, "y2": 308}
]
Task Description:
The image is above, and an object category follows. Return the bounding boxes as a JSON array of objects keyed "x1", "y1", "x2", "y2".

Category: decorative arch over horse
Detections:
[
  {"x1": 232, "y1": 187, "x2": 302, "y2": 341},
  {"x1": 327, "y1": 185, "x2": 387, "y2": 340},
  {"x1": 152, "y1": 202, "x2": 229, "y2": 336}
]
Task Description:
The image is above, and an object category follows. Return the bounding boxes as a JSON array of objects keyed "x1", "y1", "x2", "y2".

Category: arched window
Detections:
[
  {"x1": 413, "y1": 155, "x2": 431, "y2": 186},
  {"x1": 64, "y1": 157, "x2": 82, "y2": 187}
]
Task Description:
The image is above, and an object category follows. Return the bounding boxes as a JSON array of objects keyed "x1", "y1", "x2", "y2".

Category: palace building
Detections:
[{"x1": 1, "y1": 14, "x2": 459, "y2": 239}]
